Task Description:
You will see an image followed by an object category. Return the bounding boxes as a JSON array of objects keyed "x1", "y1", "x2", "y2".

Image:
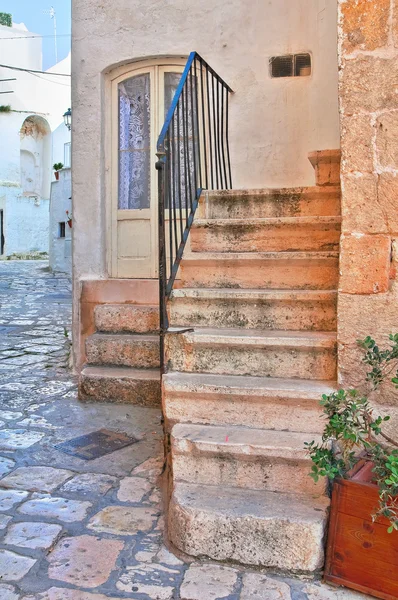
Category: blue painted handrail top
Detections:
[{"x1": 157, "y1": 51, "x2": 233, "y2": 152}]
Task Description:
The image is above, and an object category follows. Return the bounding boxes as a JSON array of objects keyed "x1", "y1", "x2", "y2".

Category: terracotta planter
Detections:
[
  {"x1": 325, "y1": 460, "x2": 398, "y2": 600},
  {"x1": 67, "y1": 219, "x2": 72, "y2": 228},
  {"x1": 54, "y1": 171, "x2": 59, "y2": 181}
]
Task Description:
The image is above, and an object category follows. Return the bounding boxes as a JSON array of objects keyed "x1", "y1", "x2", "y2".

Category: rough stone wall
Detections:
[{"x1": 338, "y1": 0, "x2": 398, "y2": 421}]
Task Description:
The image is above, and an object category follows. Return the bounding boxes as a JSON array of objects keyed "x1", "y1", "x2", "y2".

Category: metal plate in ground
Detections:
[{"x1": 55, "y1": 428, "x2": 139, "y2": 460}]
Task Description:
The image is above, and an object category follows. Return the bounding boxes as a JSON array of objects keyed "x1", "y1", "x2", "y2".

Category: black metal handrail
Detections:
[{"x1": 156, "y1": 51, "x2": 233, "y2": 372}]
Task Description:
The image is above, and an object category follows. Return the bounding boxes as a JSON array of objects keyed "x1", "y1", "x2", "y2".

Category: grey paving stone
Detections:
[
  {"x1": 87, "y1": 506, "x2": 157, "y2": 535},
  {"x1": 117, "y1": 476, "x2": 152, "y2": 502},
  {"x1": 0, "y1": 549, "x2": 36, "y2": 581},
  {"x1": 0, "y1": 467, "x2": 74, "y2": 493},
  {"x1": 0, "y1": 489, "x2": 29, "y2": 511},
  {"x1": 0, "y1": 456, "x2": 15, "y2": 477},
  {"x1": 0, "y1": 583, "x2": 20, "y2": 600},
  {"x1": 117, "y1": 563, "x2": 181, "y2": 599},
  {"x1": 60, "y1": 472, "x2": 117, "y2": 495},
  {"x1": 240, "y1": 573, "x2": 292, "y2": 600},
  {"x1": 180, "y1": 564, "x2": 238, "y2": 600},
  {"x1": 18, "y1": 495, "x2": 92, "y2": 522},
  {"x1": 0, "y1": 430, "x2": 45, "y2": 450},
  {"x1": 4, "y1": 521, "x2": 62, "y2": 549},
  {"x1": 47, "y1": 535, "x2": 124, "y2": 588}
]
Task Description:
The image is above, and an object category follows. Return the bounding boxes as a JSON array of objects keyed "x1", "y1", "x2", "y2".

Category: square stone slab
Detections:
[
  {"x1": 117, "y1": 476, "x2": 152, "y2": 503},
  {"x1": 0, "y1": 549, "x2": 36, "y2": 581},
  {"x1": 180, "y1": 564, "x2": 238, "y2": 600},
  {"x1": 24, "y1": 588, "x2": 122, "y2": 599},
  {"x1": 88, "y1": 506, "x2": 157, "y2": 535},
  {"x1": 241, "y1": 573, "x2": 292, "y2": 600},
  {"x1": 0, "y1": 456, "x2": 15, "y2": 478},
  {"x1": 18, "y1": 495, "x2": 92, "y2": 522},
  {"x1": 60, "y1": 472, "x2": 117, "y2": 496},
  {"x1": 0, "y1": 429, "x2": 44, "y2": 450},
  {"x1": 0, "y1": 489, "x2": 29, "y2": 511},
  {"x1": 48, "y1": 535, "x2": 124, "y2": 588},
  {"x1": 54, "y1": 429, "x2": 139, "y2": 460},
  {"x1": 0, "y1": 583, "x2": 19, "y2": 600},
  {"x1": 4, "y1": 522, "x2": 62, "y2": 550},
  {"x1": 0, "y1": 514, "x2": 12, "y2": 529},
  {"x1": 0, "y1": 467, "x2": 74, "y2": 493},
  {"x1": 117, "y1": 563, "x2": 180, "y2": 599}
]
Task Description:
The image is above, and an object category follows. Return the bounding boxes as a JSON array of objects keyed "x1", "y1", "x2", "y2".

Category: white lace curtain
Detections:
[{"x1": 118, "y1": 74, "x2": 151, "y2": 210}]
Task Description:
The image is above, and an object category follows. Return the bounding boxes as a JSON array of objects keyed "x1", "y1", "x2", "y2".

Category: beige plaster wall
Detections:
[
  {"x1": 338, "y1": 0, "x2": 398, "y2": 427},
  {"x1": 71, "y1": 0, "x2": 340, "y2": 366}
]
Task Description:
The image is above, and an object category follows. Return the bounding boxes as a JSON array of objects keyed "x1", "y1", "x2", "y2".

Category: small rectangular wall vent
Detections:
[
  {"x1": 59, "y1": 222, "x2": 66, "y2": 238},
  {"x1": 270, "y1": 53, "x2": 311, "y2": 78}
]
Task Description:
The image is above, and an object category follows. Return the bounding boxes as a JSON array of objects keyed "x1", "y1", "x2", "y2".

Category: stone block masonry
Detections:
[{"x1": 338, "y1": 0, "x2": 398, "y2": 415}]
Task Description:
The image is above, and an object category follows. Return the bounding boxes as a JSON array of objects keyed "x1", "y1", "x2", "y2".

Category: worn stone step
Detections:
[
  {"x1": 163, "y1": 372, "x2": 336, "y2": 433},
  {"x1": 85, "y1": 333, "x2": 160, "y2": 368},
  {"x1": 197, "y1": 186, "x2": 341, "y2": 220},
  {"x1": 166, "y1": 328, "x2": 337, "y2": 379},
  {"x1": 169, "y1": 482, "x2": 330, "y2": 572},
  {"x1": 191, "y1": 216, "x2": 341, "y2": 253},
  {"x1": 94, "y1": 304, "x2": 159, "y2": 333},
  {"x1": 171, "y1": 424, "x2": 326, "y2": 496},
  {"x1": 79, "y1": 365, "x2": 161, "y2": 406},
  {"x1": 179, "y1": 251, "x2": 339, "y2": 290},
  {"x1": 169, "y1": 288, "x2": 337, "y2": 331}
]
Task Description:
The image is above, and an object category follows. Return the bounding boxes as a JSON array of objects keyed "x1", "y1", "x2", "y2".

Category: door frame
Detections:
[{"x1": 105, "y1": 57, "x2": 187, "y2": 279}]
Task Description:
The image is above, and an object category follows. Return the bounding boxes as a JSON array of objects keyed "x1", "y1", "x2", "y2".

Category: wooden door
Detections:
[{"x1": 111, "y1": 62, "x2": 184, "y2": 278}]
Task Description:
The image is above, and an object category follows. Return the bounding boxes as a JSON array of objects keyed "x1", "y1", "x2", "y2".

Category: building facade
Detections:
[
  {"x1": 71, "y1": 0, "x2": 397, "y2": 573},
  {"x1": 0, "y1": 20, "x2": 71, "y2": 258}
]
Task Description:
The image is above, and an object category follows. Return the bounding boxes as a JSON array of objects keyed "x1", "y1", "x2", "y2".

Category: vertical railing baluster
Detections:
[
  {"x1": 190, "y1": 65, "x2": 198, "y2": 199},
  {"x1": 156, "y1": 151, "x2": 166, "y2": 374},
  {"x1": 166, "y1": 128, "x2": 173, "y2": 281},
  {"x1": 211, "y1": 74, "x2": 219, "y2": 189},
  {"x1": 220, "y1": 84, "x2": 228, "y2": 191},
  {"x1": 206, "y1": 67, "x2": 214, "y2": 190},
  {"x1": 200, "y1": 60, "x2": 208, "y2": 190},
  {"x1": 176, "y1": 99, "x2": 183, "y2": 243},
  {"x1": 194, "y1": 58, "x2": 202, "y2": 191},
  {"x1": 226, "y1": 86, "x2": 232, "y2": 189},
  {"x1": 171, "y1": 114, "x2": 178, "y2": 260},
  {"x1": 181, "y1": 85, "x2": 190, "y2": 225}
]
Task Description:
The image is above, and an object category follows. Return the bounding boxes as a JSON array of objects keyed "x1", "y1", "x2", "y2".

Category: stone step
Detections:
[
  {"x1": 190, "y1": 216, "x2": 341, "y2": 253},
  {"x1": 79, "y1": 365, "x2": 161, "y2": 406},
  {"x1": 168, "y1": 482, "x2": 330, "y2": 572},
  {"x1": 163, "y1": 372, "x2": 336, "y2": 433},
  {"x1": 179, "y1": 251, "x2": 339, "y2": 289},
  {"x1": 197, "y1": 186, "x2": 341, "y2": 220},
  {"x1": 94, "y1": 304, "x2": 159, "y2": 333},
  {"x1": 85, "y1": 333, "x2": 160, "y2": 368},
  {"x1": 171, "y1": 423, "x2": 326, "y2": 495},
  {"x1": 166, "y1": 328, "x2": 337, "y2": 379},
  {"x1": 169, "y1": 288, "x2": 337, "y2": 331}
]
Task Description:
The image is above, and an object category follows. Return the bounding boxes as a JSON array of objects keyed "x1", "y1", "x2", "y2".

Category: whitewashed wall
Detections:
[
  {"x1": 0, "y1": 22, "x2": 71, "y2": 258},
  {"x1": 49, "y1": 168, "x2": 72, "y2": 273}
]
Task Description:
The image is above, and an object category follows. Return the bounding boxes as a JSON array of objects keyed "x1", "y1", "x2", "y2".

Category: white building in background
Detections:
[{"x1": 0, "y1": 19, "x2": 71, "y2": 259}]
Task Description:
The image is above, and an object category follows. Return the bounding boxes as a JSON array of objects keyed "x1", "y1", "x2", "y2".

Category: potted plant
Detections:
[
  {"x1": 53, "y1": 163, "x2": 64, "y2": 180},
  {"x1": 66, "y1": 209, "x2": 72, "y2": 228},
  {"x1": 305, "y1": 334, "x2": 398, "y2": 600}
]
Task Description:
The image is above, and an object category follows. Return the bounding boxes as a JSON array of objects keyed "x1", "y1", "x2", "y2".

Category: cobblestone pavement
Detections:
[{"x1": 0, "y1": 261, "x2": 371, "y2": 600}]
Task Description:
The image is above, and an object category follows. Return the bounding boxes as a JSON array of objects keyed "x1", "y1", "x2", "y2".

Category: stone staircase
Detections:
[
  {"x1": 79, "y1": 303, "x2": 161, "y2": 406},
  {"x1": 163, "y1": 165, "x2": 340, "y2": 572}
]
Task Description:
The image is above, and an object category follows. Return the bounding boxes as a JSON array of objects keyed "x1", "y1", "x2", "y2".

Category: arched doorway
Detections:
[{"x1": 20, "y1": 115, "x2": 51, "y2": 200}]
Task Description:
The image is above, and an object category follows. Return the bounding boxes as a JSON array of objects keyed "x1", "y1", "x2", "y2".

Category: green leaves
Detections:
[{"x1": 305, "y1": 333, "x2": 398, "y2": 533}]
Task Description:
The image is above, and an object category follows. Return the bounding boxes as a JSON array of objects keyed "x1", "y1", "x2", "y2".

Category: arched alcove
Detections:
[{"x1": 20, "y1": 116, "x2": 51, "y2": 199}]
